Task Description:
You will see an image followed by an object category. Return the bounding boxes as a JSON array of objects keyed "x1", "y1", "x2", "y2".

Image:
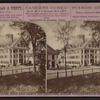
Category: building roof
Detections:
[
  {"x1": 81, "y1": 37, "x2": 93, "y2": 48},
  {"x1": 47, "y1": 45, "x2": 60, "y2": 55},
  {"x1": 61, "y1": 37, "x2": 99, "y2": 52},
  {"x1": 0, "y1": 35, "x2": 29, "y2": 49}
]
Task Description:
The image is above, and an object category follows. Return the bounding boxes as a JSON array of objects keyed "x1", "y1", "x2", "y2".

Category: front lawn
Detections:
[
  {"x1": 47, "y1": 73, "x2": 100, "y2": 94},
  {"x1": 0, "y1": 72, "x2": 45, "y2": 93}
]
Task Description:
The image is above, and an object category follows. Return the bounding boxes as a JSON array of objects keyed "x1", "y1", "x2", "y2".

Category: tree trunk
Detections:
[
  {"x1": 31, "y1": 39, "x2": 36, "y2": 72},
  {"x1": 32, "y1": 48, "x2": 36, "y2": 72},
  {"x1": 64, "y1": 46, "x2": 67, "y2": 71}
]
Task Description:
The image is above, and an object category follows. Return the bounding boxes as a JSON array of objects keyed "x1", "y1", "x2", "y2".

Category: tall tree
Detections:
[
  {"x1": 10, "y1": 21, "x2": 46, "y2": 73},
  {"x1": 81, "y1": 21, "x2": 100, "y2": 38},
  {"x1": 55, "y1": 22, "x2": 76, "y2": 73}
]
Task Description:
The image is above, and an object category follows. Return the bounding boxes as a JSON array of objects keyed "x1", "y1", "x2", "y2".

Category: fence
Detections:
[
  {"x1": 47, "y1": 67, "x2": 100, "y2": 80},
  {"x1": 0, "y1": 67, "x2": 34, "y2": 76}
]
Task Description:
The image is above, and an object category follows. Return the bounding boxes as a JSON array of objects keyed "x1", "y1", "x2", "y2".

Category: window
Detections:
[
  {"x1": 90, "y1": 50, "x2": 93, "y2": 53},
  {"x1": 81, "y1": 50, "x2": 83, "y2": 53},
  {"x1": 88, "y1": 44, "x2": 91, "y2": 47},
  {"x1": 76, "y1": 56, "x2": 79, "y2": 59},
  {"x1": 85, "y1": 50, "x2": 89, "y2": 53},
  {"x1": 81, "y1": 60, "x2": 83, "y2": 64},
  {"x1": 19, "y1": 50, "x2": 23, "y2": 53},
  {"x1": 14, "y1": 55, "x2": 15, "y2": 58},
  {"x1": 13, "y1": 50, "x2": 15, "y2": 53},
  {"x1": 52, "y1": 55, "x2": 54, "y2": 60}
]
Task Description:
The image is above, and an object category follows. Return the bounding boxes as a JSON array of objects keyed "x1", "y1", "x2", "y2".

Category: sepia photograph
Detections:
[
  {"x1": 0, "y1": 21, "x2": 46, "y2": 93},
  {"x1": 1, "y1": 21, "x2": 100, "y2": 95},
  {"x1": 45, "y1": 21, "x2": 100, "y2": 94}
]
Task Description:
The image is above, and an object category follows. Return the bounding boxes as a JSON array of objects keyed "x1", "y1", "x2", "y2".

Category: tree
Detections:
[
  {"x1": 55, "y1": 22, "x2": 76, "y2": 73},
  {"x1": 81, "y1": 21, "x2": 100, "y2": 38},
  {"x1": 10, "y1": 21, "x2": 46, "y2": 74},
  {"x1": 82, "y1": 21, "x2": 100, "y2": 47}
]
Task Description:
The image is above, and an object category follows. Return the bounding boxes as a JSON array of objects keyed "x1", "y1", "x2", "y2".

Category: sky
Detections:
[
  {"x1": 0, "y1": 21, "x2": 93, "y2": 50},
  {"x1": 33, "y1": 21, "x2": 92, "y2": 50}
]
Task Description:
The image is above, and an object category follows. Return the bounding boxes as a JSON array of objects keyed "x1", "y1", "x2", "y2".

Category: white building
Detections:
[
  {"x1": 59, "y1": 36, "x2": 99, "y2": 67},
  {"x1": 47, "y1": 45, "x2": 60, "y2": 69},
  {"x1": 0, "y1": 34, "x2": 29, "y2": 66}
]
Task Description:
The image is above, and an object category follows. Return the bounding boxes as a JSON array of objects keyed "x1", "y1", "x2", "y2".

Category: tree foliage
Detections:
[
  {"x1": 82, "y1": 21, "x2": 100, "y2": 47},
  {"x1": 81, "y1": 21, "x2": 100, "y2": 38},
  {"x1": 10, "y1": 21, "x2": 46, "y2": 79},
  {"x1": 56, "y1": 22, "x2": 76, "y2": 46},
  {"x1": 56, "y1": 22, "x2": 76, "y2": 70}
]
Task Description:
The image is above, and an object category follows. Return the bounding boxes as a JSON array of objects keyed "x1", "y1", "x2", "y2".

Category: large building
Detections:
[
  {"x1": 59, "y1": 35, "x2": 100, "y2": 67},
  {"x1": 47, "y1": 45, "x2": 60, "y2": 69},
  {"x1": 0, "y1": 34, "x2": 29, "y2": 66}
]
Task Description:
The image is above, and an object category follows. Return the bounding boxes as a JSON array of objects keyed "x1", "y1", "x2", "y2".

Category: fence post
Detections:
[
  {"x1": 29, "y1": 68, "x2": 30, "y2": 72},
  {"x1": 65, "y1": 70, "x2": 67, "y2": 77},
  {"x1": 12, "y1": 69, "x2": 13, "y2": 74},
  {"x1": 71, "y1": 70, "x2": 73, "y2": 76},
  {"x1": 92, "y1": 68, "x2": 93, "y2": 74},
  {"x1": 83, "y1": 69, "x2": 84, "y2": 75},
  {"x1": 21, "y1": 68, "x2": 22, "y2": 73},
  {"x1": 57, "y1": 71, "x2": 59, "y2": 79},
  {"x1": 1, "y1": 70, "x2": 2, "y2": 76}
]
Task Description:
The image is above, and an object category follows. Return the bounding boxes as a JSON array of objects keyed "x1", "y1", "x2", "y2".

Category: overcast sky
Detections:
[
  {"x1": 33, "y1": 21, "x2": 92, "y2": 50},
  {"x1": 0, "y1": 21, "x2": 93, "y2": 50}
]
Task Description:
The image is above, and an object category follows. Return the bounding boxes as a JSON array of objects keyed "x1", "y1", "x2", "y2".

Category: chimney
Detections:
[
  {"x1": 6, "y1": 34, "x2": 13, "y2": 44},
  {"x1": 78, "y1": 35, "x2": 85, "y2": 43}
]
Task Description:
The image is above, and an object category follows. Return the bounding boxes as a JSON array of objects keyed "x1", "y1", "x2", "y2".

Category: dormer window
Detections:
[{"x1": 88, "y1": 44, "x2": 91, "y2": 47}]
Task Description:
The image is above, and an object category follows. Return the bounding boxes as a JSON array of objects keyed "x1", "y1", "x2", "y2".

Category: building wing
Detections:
[{"x1": 47, "y1": 45, "x2": 59, "y2": 55}]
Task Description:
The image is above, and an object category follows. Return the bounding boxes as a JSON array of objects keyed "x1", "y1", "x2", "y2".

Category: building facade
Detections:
[
  {"x1": 47, "y1": 45, "x2": 59, "y2": 69},
  {"x1": 0, "y1": 34, "x2": 29, "y2": 66},
  {"x1": 59, "y1": 37, "x2": 99, "y2": 67}
]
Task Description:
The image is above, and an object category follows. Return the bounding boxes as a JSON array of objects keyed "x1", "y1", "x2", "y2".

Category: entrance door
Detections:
[{"x1": 52, "y1": 61, "x2": 55, "y2": 68}]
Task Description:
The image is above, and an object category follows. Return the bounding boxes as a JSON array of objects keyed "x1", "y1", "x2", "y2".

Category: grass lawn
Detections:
[
  {"x1": 0, "y1": 72, "x2": 45, "y2": 93},
  {"x1": 47, "y1": 73, "x2": 100, "y2": 94}
]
